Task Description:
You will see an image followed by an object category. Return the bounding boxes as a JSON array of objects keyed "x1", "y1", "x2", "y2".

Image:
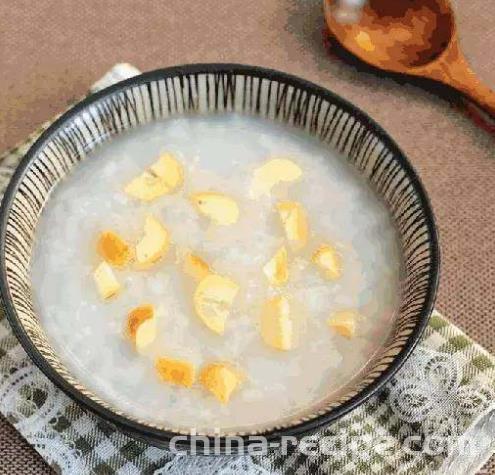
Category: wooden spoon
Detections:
[{"x1": 323, "y1": 0, "x2": 495, "y2": 118}]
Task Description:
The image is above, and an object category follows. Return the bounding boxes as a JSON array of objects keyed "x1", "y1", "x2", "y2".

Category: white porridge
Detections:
[{"x1": 30, "y1": 113, "x2": 401, "y2": 432}]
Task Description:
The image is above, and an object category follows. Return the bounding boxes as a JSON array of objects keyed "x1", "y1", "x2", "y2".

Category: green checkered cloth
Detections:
[{"x1": 0, "y1": 65, "x2": 494, "y2": 474}]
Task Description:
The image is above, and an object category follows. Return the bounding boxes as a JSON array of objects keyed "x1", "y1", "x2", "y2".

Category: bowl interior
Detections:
[{"x1": 0, "y1": 65, "x2": 438, "y2": 441}]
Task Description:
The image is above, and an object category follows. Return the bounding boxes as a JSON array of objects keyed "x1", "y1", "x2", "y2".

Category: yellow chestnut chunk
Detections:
[
  {"x1": 200, "y1": 363, "x2": 241, "y2": 404},
  {"x1": 155, "y1": 357, "x2": 195, "y2": 388},
  {"x1": 124, "y1": 153, "x2": 183, "y2": 201},
  {"x1": 183, "y1": 253, "x2": 211, "y2": 282},
  {"x1": 312, "y1": 244, "x2": 342, "y2": 280},
  {"x1": 126, "y1": 305, "x2": 156, "y2": 352},
  {"x1": 135, "y1": 215, "x2": 170, "y2": 269},
  {"x1": 276, "y1": 201, "x2": 308, "y2": 251},
  {"x1": 193, "y1": 274, "x2": 239, "y2": 335},
  {"x1": 150, "y1": 153, "x2": 184, "y2": 191},
  {"x1": 93, "y1": 261, "x2": 121, "y2": 299},
  {"x1": 190, "y1": 192, "x2": 239, "y2": 225},
  {"x1": 250, "y1": 158, "x2": 302, "y2": 198},
  {"x1": 260, "y1": 296, "x2": 293, "y2": 351},
  {"x1": 263, "y1": 246, "x2": 289, "y2": 286},
  {"x1": 97, "y1": 231, "x2": 131, "y2": 268},
  {"x1": 124, "y1": 171, "x2": 169, "y2": 202},
  {"x1": 327, "y1": 310, "x2": 358, "y2": 339}
]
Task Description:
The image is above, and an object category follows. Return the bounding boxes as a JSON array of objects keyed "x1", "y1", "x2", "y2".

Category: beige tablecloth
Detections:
[{"x1": 0, "y1": 0, "x2": 494, "y2": 473}]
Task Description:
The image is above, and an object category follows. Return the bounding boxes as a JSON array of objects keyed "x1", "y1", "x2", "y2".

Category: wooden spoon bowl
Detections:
[{"x1": 324, "y1": 0, "x2": 495, "y2": 117}]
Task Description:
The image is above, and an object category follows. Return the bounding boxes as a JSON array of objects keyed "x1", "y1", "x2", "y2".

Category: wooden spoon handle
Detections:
[{"x1": 430, "y1": 44, "x2": 495, "y2": 118}]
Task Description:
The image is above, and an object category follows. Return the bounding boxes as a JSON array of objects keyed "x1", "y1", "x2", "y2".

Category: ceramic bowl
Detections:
[{"x1": 0, "y1": 64, "x2": 439, "y2": 452}]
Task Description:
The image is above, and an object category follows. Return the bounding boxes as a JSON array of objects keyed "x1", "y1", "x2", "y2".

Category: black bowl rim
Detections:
[{"x1": 0, "y1": 63, "x2": 440, "y2": 448}]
